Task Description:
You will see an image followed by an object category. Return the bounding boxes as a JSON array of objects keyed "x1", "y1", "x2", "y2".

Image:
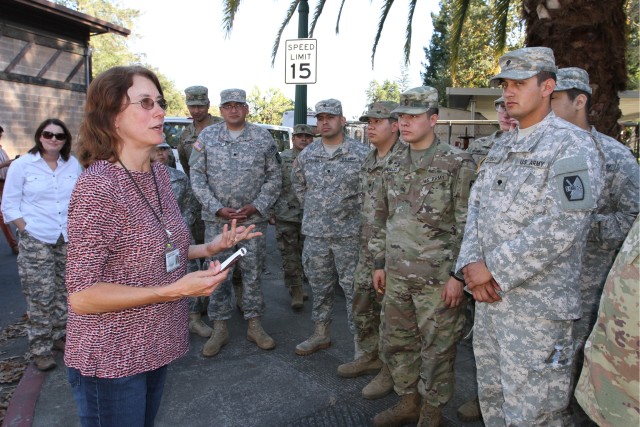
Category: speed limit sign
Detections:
[{"x1": 285, "y1": 39, "x2": 317, "y2": 84}]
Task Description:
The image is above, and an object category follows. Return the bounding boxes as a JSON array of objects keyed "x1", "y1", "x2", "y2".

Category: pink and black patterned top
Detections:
[{"x1": 65, "y1": 160, "x2": 190, "y2": 378}]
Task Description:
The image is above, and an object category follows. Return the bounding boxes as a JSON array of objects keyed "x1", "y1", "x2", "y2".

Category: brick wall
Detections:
[{"x1": 0, "y1": 80, "x2": 86, "y2": 158}]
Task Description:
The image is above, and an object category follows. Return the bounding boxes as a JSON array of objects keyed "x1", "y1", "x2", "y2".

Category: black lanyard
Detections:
[{"x1": 118, "y1": 160, "x2": 173, "y2": 250}]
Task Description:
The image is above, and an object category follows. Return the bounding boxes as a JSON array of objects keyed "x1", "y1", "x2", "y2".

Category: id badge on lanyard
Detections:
[{"x1": 166, "y1": 247, "x2": 180, "y2": 272}]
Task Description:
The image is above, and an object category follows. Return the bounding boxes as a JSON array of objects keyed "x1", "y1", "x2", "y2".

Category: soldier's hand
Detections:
[
  {"x1": 235, "y1": 204, "x2": 258, "y2": 219},
  {"x1": 216, "y1": 207, "x2": 237, "y2": 220},
  {"x1": 373, "y1": 269, "x2": 386, "y2": 294},
  {"x1": 471, "y1": 282, "x2": 502, "y2": 303},
  {"x1": 441, "y1": 277, "x2": 464, "y2": 308},
  {"x1": 462, "y1": 262, "x2": 493, "y2": 289}
]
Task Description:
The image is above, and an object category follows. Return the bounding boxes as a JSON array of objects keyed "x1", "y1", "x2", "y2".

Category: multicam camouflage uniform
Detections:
[
  {"x1": 17, "y1": 232, "x2": 67, "y2": 356},
  {"x1": 178, "y1": 114, "x2": 223, "y2": 178},
  {"x1": 575, "y1": 216, "x2": 639, "y2": 427},
  {"x1": 352, "y1": 102, "x2": 403, "y2": 356},
  {"x1": 273, "y1": 146, "x2": 305, "y2": 292},
  {"x1": 369, "y1": 137, "x2": 475, "y2": 404},
  {"x1": 455, "y1": 47, "x2": 604, "y2": 427},
  {"x1": 178, "y1": 86, "x2": 223, "y2": 247},
  {"x1": 190, "y1": 121, "x2": 281, "y2": 321},
  {"x1": 292, "y1": 108, "x2": 369, "y2": 333},
  {"x1": 164, "y1": 164, "x2": 201, "y2": 319}
]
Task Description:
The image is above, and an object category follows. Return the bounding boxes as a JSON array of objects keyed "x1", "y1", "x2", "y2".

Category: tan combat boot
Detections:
[
  {"x1": 247, "y1": 317, "x2": 276, "y2": 350},
  {"x1": 362, "y1": 363, "x2": 394, "y2": 399},
  {"x1": 189, "y1": 313, "x2": 213, "y2": 338},
  {"x1": 337, "y1": 352, "x2": 382, "y2": 378},
  {"x1": 295, "y1": 322, "x2": 331, "y2": 356},
  {"x1": 202, "y1": 320, "x2": 229, "y2": 357},
  {"x1": 290, "y1": 286, "x2": 304, "y2": 310},
  {"x1": 456, "y1": 397, "x2": 482, "y2": 422},
  {"x1": 417, "y1": 402, "x2": 443, "y2": 427},
  {"x1": 372, "y1": 393, "x2": 421, "y2": 427}
]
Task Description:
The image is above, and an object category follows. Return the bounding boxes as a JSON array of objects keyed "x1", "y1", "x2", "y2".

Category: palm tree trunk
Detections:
[{"x1": 523, "y1": 0, "x2": 627, "y2": 138}]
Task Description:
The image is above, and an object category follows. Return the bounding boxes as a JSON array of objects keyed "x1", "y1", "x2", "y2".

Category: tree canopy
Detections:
[
  {"x1": 365, "y1": 79, "x2": 401, "y2": 104},
  {"x1": 422, "y1": 0, "x2": 524, "y2": 103},
  {"x1": 247, "y1": 87, "x2": 295, "y2": 125}
]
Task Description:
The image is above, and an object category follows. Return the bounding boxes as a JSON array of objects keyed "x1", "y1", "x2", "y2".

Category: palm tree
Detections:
[
  {"x1": 222, "y1": 0, "x2": 628, "y2": 136},
  {"x1": 451, "y1": 0, "x2": 628, "y2": 137}
]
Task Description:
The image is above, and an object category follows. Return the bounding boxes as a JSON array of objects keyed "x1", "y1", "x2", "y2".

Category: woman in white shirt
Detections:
[{"x1": 1, "y1": 118, "x2": 82, "y2": 371}]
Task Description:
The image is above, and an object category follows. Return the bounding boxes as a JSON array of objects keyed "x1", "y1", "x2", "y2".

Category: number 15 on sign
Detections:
[{"x1": 285, "y1": 39, "x2": 317, "y2": 84}]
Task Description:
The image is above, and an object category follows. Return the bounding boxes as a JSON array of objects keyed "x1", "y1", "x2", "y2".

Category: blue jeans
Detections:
[{"x1": 68, "y1": 365, "x2": 168, "y2": 427}]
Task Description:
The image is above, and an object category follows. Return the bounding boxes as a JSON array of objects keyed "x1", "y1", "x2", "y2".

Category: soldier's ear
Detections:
[{"x1": 574, "y1": 94, "x2": 588, "y2": 111}]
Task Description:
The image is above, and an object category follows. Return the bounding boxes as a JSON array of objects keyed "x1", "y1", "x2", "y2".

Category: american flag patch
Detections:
[{"x1": 193, "y1": 140, "x2": 204, "y2": 152}]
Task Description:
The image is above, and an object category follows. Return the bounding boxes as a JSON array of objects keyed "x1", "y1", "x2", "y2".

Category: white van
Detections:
[{"x1": 163, "y1": 117, "x2": 292, "y2": 154}]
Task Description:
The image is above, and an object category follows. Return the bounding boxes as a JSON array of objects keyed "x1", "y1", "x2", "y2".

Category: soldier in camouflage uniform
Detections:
[
  {"x1": 152, "y1": 142, "x2": 213, "y2": 337},
  {"x1": 292, "y1": 99, "x2": 369, "y2": 356},
  {"x1": 336, "y1": 101, "x2": 402, "y2": 401},
  {"x1": 273, "y1": 124, "x2": 314, "y2": 309},
  {"x1": 575, "y1": 215, "x2": 639, "y2": 427},
  {"x1": 368, "y1": 88, "x2": 475, "y2": 427},
  {"x1": 457, "y1": 96, "x2": 519, "y2": 423},
  {"x1": 177, "y1": 86, "x2": 223, "y2": 176},
  {"x1": 177, "y1": 86, "x2": 224, "y2": 326},
  {"x1": 455, "y1": 47, "x2": 603, "y2": 426},
  {"x1": 190, "y1": 88, "x2": 282, "y2": 357},
  {"x1": 550, "y1": 67, "x2": 639, "y2": 424},
  {"x1": 466, "y1": 97, "x2": 517, "y2": 165}
]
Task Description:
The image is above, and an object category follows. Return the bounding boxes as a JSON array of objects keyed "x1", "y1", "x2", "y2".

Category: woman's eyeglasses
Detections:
[
  {"x1": 129, "y1": 98, "x2": 168, "y2": 111},
  {"x1": 41, "y1": 131, "x2": 67, "y2": 141}
]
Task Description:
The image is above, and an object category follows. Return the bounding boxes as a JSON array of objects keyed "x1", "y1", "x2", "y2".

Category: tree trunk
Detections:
[{"x1": 523, "y1": 0, "x2": 627, "y2": 138}]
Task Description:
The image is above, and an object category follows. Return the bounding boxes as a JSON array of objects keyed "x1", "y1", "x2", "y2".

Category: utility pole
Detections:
[{"x1": 294, "y1": 0, "x2": 308, "y2": 126}]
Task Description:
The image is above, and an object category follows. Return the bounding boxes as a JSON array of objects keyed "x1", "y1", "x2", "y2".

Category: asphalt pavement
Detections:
[{"x1": 1, "y1": 226, "x2": 483, "y2": 427}]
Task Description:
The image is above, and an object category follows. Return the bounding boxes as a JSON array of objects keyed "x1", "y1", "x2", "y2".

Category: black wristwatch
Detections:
[{"x1": 449, "y1": 271, "x2": 465, "y2": 284}]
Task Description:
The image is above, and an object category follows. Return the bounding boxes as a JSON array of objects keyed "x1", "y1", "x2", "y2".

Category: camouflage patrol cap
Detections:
[
  {"x1": 494, "y1": 96, "x2": 504, "y2": 105},
  {"x1": 185, "y1": 86, "x2": 209, "y2": 106},
  {"x1": 315, "y1": 99, "x2": 342, "y2": 116},
  {"x1": 293, "y1": 124, "x2": 315, "y2": 136},
  {"x1": 391, "y1": 86, "x2": 439, "y2": 115},
  {"x1": 489, "y1": 47, "x2": 557, "y2": 87},
  {"x1": 359, "y1": 101, "x2": 399, "y2": 122},
  {"x1": 157, "y1": 141, "x2": 171, "y2": 148},
  {"x1": 220, "y1": 88, "x2": 247, "y2": 105},
  {"x1": 554, "y1": 67, "x2": 592, "y2": 94}
]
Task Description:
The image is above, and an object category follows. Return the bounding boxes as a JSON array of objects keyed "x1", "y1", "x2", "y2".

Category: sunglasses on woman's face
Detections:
[{"x1": 41, "y1": 131, "x2": 67, "y2": 141}]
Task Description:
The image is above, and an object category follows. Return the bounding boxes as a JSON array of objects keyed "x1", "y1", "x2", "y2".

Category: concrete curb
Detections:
[{"x1": 3, "y1": 362, "x2": 46, "y2": 427}]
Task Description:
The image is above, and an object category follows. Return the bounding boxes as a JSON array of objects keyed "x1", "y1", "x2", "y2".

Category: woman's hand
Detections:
[
  {"x1": 204, "y1": 219, "x2": 262, "y2": 257},
  {"x1": 164, "y1": 260, "x2": 229, "y2": 299}
]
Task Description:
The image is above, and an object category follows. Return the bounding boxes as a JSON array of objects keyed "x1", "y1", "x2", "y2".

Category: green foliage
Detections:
[
  {"x1": 55, "y1": 0, "x2": 187, "y2": 115},
  {"x1": 422, "y1": 0, "x2": 523, "y2": 102},
  {"x1": 247, "y1": 87, "x2": 295, "y2": 125},
  {"x1": 626, "y1": 0, "x2": 639, "y2": 90},
  {"x1": 365, "y1": 79, "x2": 401, "y2": 103}
]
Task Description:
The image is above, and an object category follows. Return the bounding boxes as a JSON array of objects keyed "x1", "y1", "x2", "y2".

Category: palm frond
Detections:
[
  {"x1": 403, "y1": 0, "x2": 417, "y2": 65},
  {"x1": 450, "y1": 0, "x2": 471, "y2": 81},
  {"x1": 222, "y1": 0, "x2": 242, "y2": 38},
  {"x1": 271, "y1": 0, "x2": 301, "y2": 67},
  {"x1": 335, "y1": 0, "x2": 347, "y2": 34},
  {"x1": 309, "y1": 0, "x2": 327, "y2": 37},
  {"x1": 493, "y1": 0, "x2": 511, "y2": 57},
  {"x1": 371, "y1": 0, "x2": 395, "y2": 68}
]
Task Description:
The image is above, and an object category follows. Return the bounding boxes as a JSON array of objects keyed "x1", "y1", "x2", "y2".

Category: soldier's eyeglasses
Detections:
[
  {"x1": 41, "y1": 131, "x2": 67, "y2": 141},
  {"x1": 495, "y1": 103, "x2": 506, "y2": 112},
  {"x1": 220, "y1": 103, "x2": 246, "y2": 111},
  {"x1": 129, "y1": 98, "x2": 167, "y2": 111}
]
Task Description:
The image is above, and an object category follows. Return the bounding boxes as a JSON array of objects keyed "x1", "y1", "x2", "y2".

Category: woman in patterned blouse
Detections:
[{"x1": 64, "y1": 65, "x2": 260, "y2": 427}]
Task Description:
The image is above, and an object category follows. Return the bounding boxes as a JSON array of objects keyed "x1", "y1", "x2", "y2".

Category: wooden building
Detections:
[{"x1": 0, "y1": 0, "x2": 129, "y2": 157}]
